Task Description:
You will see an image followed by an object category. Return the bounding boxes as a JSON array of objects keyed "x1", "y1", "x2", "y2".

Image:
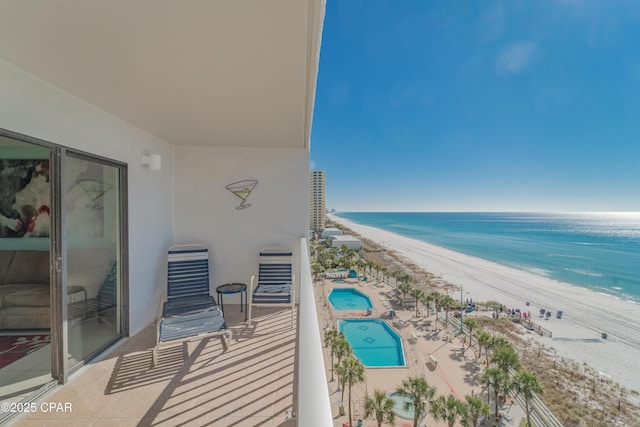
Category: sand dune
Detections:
[{"x1": 330, "y1": 214, "x2": 640, "y2": 393}]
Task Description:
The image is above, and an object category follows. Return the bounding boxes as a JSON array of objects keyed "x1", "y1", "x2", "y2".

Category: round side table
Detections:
[{"x1": 215, "y1": 283, "x2": 248, "y2": 321}]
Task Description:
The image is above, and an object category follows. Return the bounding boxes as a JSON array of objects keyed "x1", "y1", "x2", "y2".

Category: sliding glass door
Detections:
[
  {"x1": 64, "y1": 153, "x2": 124, "y2": 370},
  {"x1": 0, "y1": 136, "x2": 53, "y2": 406},
  {"x1": 0, "y1": 129, "x2": 127, "y2": 418}
]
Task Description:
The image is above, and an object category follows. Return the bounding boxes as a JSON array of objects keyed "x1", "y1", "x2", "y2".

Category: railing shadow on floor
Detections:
[
  {"x1": 122, "y1": 311, "x2": 296, "y2": 427},
  {"x1": 105, "y1": 344, "x2": 188, "y2": 395}
]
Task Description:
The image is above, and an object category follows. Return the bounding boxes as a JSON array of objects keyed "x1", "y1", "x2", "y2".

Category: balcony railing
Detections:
[{"x1": 297, "y1": 237, "x2": 333, "y2": 426}]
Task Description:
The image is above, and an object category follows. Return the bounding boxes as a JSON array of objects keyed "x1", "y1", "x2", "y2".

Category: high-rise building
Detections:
[{"x1": 309, "y1": 170, "x2": 325, "y2": 232}]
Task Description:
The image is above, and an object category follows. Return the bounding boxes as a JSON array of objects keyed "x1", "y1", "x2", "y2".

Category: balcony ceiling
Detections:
[{"x1": 0, "y1": 0, "x2": 324, "y2": 149}]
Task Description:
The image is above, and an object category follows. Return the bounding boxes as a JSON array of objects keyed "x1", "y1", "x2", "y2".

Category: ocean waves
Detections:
[
  {"x1": 563, "y1": 268, "x2": 604, "y2": 278},
  {"x1": 337, "y1": 212, "x2": 640, "y2": 301}
]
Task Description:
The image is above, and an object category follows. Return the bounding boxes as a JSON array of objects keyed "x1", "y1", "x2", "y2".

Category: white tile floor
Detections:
[
  {"x1": 1, "y1": 316, "x2": 120, "y2": 407},
  {"x1": 0, "y1": 337, "x2": 52, "y2": 407},
  {"x1": 6, "y1": 306, "x2": 297, "y2": 427}
]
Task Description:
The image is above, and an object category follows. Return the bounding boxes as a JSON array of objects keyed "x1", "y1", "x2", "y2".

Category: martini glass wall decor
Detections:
[
  {"x1": 78, "y1": 179, "x2": 113, "y2": 209},
  {"x1": 225, "y1": 180, "x2": 258, "y2": 210}
]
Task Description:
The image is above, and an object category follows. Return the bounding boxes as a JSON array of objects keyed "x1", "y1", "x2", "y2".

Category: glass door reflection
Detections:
[
  {"x1": 64, "y1": 154, "x2": 122, "y2": 367},
  {"x1": 0, "y1": 139, "x2": 53, "y2": 407}
]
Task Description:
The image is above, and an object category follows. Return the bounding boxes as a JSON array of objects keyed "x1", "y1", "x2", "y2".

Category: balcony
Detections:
[
  {"x1": 0, "y1": 2, "x2": 328, "y2": 425},
  {"x1": 9, "y1": 239, "x2": 332, "y2": 427}
]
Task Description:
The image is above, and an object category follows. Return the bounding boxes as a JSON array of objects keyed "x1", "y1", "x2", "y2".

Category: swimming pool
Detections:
[
  {"x1": 328, "y1": 288, "x2": 373, "y2": 310},
  {"x1": 389, "y1": 392, "x2": 414, "y2": 419},
  {"x1": 338, "y1": 319, "x2": 405, "y2": 367}
]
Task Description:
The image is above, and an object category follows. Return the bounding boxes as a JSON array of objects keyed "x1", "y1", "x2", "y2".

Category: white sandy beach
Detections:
[{"x1": 329, "y1": 214, "x2": 640, "y2": 393}]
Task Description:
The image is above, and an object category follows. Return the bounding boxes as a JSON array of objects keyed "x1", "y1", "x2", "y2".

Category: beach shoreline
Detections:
[{"x1": 329, "y1": 214, "x2": 640, "y2": 393}]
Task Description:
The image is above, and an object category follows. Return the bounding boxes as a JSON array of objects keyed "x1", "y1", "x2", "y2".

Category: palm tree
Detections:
[
  {"x1": 399, "y1": 272, "x2": 412, "y2": 290},
  {"x1": 390, "y1": 270, "x2": 401, "y2": 287},
  {"x1": 380, "y1": 266, "x2": 388, "y2": 284},
  {"x1": 490, "y1": 336, "x2": 510, "y2": 351},
  {"x1": 430, "y1": 394, "x2": 469, "y2": 427},
  {"x1": 491, "y1": 345, "x2": 520, "y2": 374},
  {"x1": 511, "y1": 371, "x2": 542, "y2": 427},
  {"x1": 312, "y1": 262, "x2": 324, "y2": 282},
  {"x1": 430, "y1": 291, "x2": 443, "y2": 325},
  {"x1": 333, "y1": 336, "x2": 353, "y2": 392},
  {"x1": 338, "y1": 245, "x2": 355, "y2": 270},
  {"x1": 463, "y1": 317, "x2": 478, "y2": 352},
  {"x1": 324, "y1": 328, "x2": 340, "y2": 380},
  {"x1": 398, "y1": 282, "x2": 412, "y2": 308},
  {"x1": 318, "y1": 250, "x2": 335, "y2": 271},
  {"x1": 409, "y1": 287, "x2": 424, "y2": 317},
  {"x1": 363, "y1": 389, "x2": 396, "y2": 427},
  {"x1": 356, "y1": 259, "x2": 367, "y2": 278},
  {"x1": 476, "y1": 331, "x2": 492, "y2": 363},
  {"x1": 465, "y1": 395, "x2": 490, "y2": 427},
  {"x1": 370, "y1": 262, "x2": 380, "y2": 279},
  {"x1": 484, "y1": 336, "x2": 508, "y2": 365},
  {"x1": 440, "y1": 294, "x2": 456, "y2": 330},
  {"x1": 481, "y1": 368, "x2": 510, "y2": 417},
  {"x1": 395, "y1": 376, "x2": 436, "y2": 427},
  {"x1": 336, "y1": 356, "x2": 365, "y2": 427},
  {"x1": 366, "y1": 260, "x2": 375, "y2": 277},
  {"x1": 421, "y1": 292, "x2": 433, "y2": 317},
  {"x1": 336, "y1": 365, "x2": 348, "y2": 407}
]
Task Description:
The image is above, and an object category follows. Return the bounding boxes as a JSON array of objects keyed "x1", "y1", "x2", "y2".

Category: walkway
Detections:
[{"x1": 316, "y1": 277, "x2": 525, "y2": 427}]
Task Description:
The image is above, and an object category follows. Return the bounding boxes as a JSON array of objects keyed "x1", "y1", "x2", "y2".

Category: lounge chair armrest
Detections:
[
  {"x1": 156, "y1": 291, "x2": 167, "y2": 319},
  {"x1": 250, "y1": 275, "x2": 256, "y2": 292},
  {"x1": 155, "y1": 291, "x2": 167, "y2": 346}
]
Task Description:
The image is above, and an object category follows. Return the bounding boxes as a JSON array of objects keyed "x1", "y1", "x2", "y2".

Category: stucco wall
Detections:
[
  {"x1": 0, "y1": 57, "x2": 311, "y2": 331},
  {"x1": 0, "y1": 58, "x2": 174, "y2": 335},
  {"x1": 173, "y1": 146, "x2": 310, "y2": 302}
]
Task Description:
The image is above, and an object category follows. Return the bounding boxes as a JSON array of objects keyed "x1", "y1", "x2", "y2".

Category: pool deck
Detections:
[{"x1": 316, "y1": 278, "x2": 526, "y2": 427}]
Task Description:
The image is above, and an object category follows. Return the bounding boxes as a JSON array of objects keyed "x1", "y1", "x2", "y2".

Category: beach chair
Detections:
[
  {"x1": 153, "y1": 244, "x2": 231, "y2": 366},
  {"x1": 248, "y1": 247, "x2": 295, "y2": 327},
  {"x1": 67, "y1": 261, "x2": 117, "y2": 323}
]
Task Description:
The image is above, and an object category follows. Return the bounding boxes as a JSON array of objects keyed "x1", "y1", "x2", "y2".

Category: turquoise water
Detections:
[
  {"x1": 328, "y1": 288, "x2": 373, "y2": 310},
  {"x1": 389, "y1": 392, "x2": 415, "y2": 419},
  {"x1": 336, "y1": 212, "x2": 640, "y2": 303},
  {"x1": 338, "y1": 319, "x2": 405, "y2": 367}
]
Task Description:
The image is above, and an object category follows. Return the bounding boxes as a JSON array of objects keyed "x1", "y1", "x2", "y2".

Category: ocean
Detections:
[{"x1": 335, "y1": 212, "x2": 640, "y2": 303}]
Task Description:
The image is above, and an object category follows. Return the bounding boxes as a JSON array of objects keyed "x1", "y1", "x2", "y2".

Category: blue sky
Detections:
[{"x1": 310, "y1": 1, "x2": 640, "y2": 212}]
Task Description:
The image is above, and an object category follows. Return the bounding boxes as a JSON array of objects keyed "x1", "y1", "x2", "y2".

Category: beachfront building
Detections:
[
  {"x1": 309, "y1": 170, "x2": 326, "y2": 232},
  {"x1": 327, "y1": 234, "x2": 363, "y2": 251},
  {"x1": 0, "y1": 2, "x2": 330, "y2": 426},
  {"x1": 320, "y1": 227, "x2": 343, "y2": 238}
]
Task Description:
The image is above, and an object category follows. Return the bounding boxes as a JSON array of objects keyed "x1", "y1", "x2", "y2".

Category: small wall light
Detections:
[{"x1": 141, "y1": 154, "x2": 162, "y2": 171}]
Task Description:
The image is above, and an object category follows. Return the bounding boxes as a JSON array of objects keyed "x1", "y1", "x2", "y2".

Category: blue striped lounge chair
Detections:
[
  {"x1": 248, "y1": 247, "x2": 295, "y2": 327},
  {"x1": 153, "y1": 244, "x2": 231, "y2": 366}
]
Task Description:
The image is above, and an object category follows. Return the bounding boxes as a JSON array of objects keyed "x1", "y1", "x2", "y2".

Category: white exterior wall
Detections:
[
  {"x1": 329, "y1": 239, "x2": 362, "y2": 251},
  {"x1": 173, "y1": 146, "x2": 310, "y2": 303},
  {"x1": 320, "y1": 227, "x2": 343, "y2": 238},
  {"x1": 0, "y1": 59, "x2": 174, "y2": 335}
]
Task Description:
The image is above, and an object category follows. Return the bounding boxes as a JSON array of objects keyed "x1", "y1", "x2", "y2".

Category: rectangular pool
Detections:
[{"x1": 338, "y1": 319, "x2": 405, "y2": 367}]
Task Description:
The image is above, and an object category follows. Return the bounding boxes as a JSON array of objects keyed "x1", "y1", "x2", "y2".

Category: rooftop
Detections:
[{"x1": 327, "y1": 235, "x2": 361, "y2": 243}]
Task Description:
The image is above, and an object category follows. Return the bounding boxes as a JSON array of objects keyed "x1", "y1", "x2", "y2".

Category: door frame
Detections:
[
  {"x1": 60, "y1": 148, "x2": 129, "y2": 379},
  {"x1": 0, "y1": 128, "x2": 129, "y2": 384}
]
